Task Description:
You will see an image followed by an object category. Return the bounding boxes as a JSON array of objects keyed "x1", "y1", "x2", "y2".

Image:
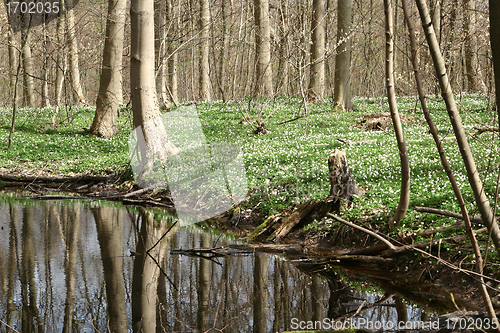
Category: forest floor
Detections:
[{"x1": 1, "y1": 94, "x2": 500, "y2": 311}]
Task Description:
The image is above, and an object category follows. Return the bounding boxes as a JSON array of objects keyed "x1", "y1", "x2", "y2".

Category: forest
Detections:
[{"x1": 1, "y1": 0, "x2": 500, "y2": 331}]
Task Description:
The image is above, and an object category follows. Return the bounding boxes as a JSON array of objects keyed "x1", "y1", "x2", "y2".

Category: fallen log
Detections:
[{"x1": 268, "y1": 201, "x2": 321, "y2": 242}]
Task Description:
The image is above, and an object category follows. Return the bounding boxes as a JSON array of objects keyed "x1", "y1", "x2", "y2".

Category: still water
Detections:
[{"x1": 0, "y1": 192, "x2": 468, "y2": 332}]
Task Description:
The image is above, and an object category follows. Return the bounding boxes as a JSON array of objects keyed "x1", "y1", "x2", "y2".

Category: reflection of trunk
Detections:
[
  {"x1": 63, "y1": 206, "x2": 81, "y2": 333},
  {"x1": 394, "y1": 296, "x2": 408, "y2": 322},
  {"x1": 94, "y1": 206, "x2": 128, "y2": 333},
  {"x1": 66, "y1": 0, "x2": 86, "y2": 105},
  {"x1": 311, "y1": 276, "x2": 324, "y2": 322},
  {"x1": 173, "y1": 233, "x2": 181, "y2": 332},
  {"x1": 21, "y1": 206, "x2": 43, "y2": 333},
  {"x1": 132, "y1": 210, "x2": 169, "y2": 333},
  {"x1": 327, "y1": 278, "x2": 344, "y2": 318},
  {"x1": 272, "y1": 259, "x2": 282, "y2": 332},
  {"x1": 7, "y1": 205, "x2": 19, "y2": 331},
  {"x1": 197, "y1": 234, "x2": 211, "y2": 331},
  {"x1": 253, "y1": 253, "x2": 268, "y2": 333}
]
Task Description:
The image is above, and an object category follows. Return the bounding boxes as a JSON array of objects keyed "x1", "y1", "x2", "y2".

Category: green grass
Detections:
[{"x1": 0, "y1": 94, "x2": 499, "y2": 236}]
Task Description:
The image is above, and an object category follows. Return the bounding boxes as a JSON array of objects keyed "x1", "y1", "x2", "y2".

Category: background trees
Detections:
[{"x1": 0, "y1": 0, "x2": 495, "y2": 107}]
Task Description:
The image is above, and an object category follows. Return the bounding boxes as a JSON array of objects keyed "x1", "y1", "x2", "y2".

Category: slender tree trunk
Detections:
[
  {"x1": 42, "y1": 16, "x2": 51, "y2": 108},
  {"x1": 463, "y1": 0, "x2": 477, "y2": 92},
  {"x1": 308, "y1": 0, "x2": 326, "y2": 102},
  {"x1": 199, "y1": 0, "x2": 211, "y2": 100},
  {"x1": 254, "y1": 0, "x2": 273, "y2": 96},
  {"x1": 21, "y1": 11, "x2": 35, "y2": 108},
  {"x1": 385, "y1": 0, "x2": 410, "y2": 226},
  {"x1": 277, "y1": 1, "x2": 289, "y2": 96},
  {"x1": 66, "y1": 0, "x2": 86, "y2": 105},
  {"x1": 54, "y1": 7, "x2": 67, "y2": 124},
  {"x1": 196, "y1": 234, "x2": 211, "y2": 331},
  {"x1": 430, "y1": 0, "x2": 441, "y2": 45},
  {"x1": 62, "y1": 207, "x2": 80, "y2": 333},
  {"x1": 334, "y1": 0, "x2": 353, "y2": 110},
  {"x1": 90, "y1": 0, "x2": 126, "y2": 138},
  {"x1": 167, "y1": 0, "x2": 179, "y2": 105},
  {"x1": 491, "y1": 0, "x2": 500, "y2": 112},
  {"x1": 253, "y1": 253, "x2": 268, "y2": 333},
  {"x1": 155, "y1": 0, "x2": 168, "y2": 108},
  {"x1": 403, "y1": 0, "x2": 499, "y2": 322},
  {"x1": 416, "y1": 0, "x2": 500, "y2": 255}
]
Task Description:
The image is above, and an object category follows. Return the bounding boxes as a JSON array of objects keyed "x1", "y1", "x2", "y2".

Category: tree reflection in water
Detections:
[{"x1": 0, "y1": 197, "x2": 434, "y2": 332}]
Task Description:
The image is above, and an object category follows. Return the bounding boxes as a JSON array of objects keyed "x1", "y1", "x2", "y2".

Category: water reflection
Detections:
[{"x1": 0, "y1": 194, "x2": 455, "y2": 332}]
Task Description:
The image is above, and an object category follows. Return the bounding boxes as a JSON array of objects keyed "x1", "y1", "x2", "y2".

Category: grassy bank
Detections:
[{"x1": 0, "y1": 95, "x2": 499, "y2": 240}]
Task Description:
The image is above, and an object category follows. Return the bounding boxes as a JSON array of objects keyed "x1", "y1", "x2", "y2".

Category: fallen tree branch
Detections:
[
  {"x1": 327, "y1": 213, "x2": 396, "y2": 249},
  {"x1": 416, "y1": 206, "x2": 485, "y2": 224}
]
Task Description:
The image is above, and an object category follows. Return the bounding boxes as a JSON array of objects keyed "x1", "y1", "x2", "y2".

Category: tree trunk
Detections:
[
  {"x1": 42, "y1": 16, "x2": 51, "y2": 108},
  {"x1": 54, "y1": 6, "x2": 67, "y2": 124},
  {"x1": 90, "y1": 0, "x2": 126, "y2": 138},
  {"x1": 384, "y1": 0, "x2": 410, "y2": 226},
  {"x1": 199, "y1": 0, "x2": 211, "y2": 100},
  {"x1": 21, "y1": 11, "x2": 35, "y2": 108},
  {"x1": 277, "y1": 1, "x2": 289, "y2": 96},
  {"x1": 130, "y1": 0, "x2": 179, "y2": 187},
  {"x1": 7, "y1": 4, "x2": 20, "y2": 103},
  {"x1": 463, "y1": 0, "x2": 477, "y2": 92},
  {"x1": 430, "y1": 0, "x2": 441, "y2": 45},
  {"x1": 334, "y1": 0, "x2": 353, "y2": 110},
  {"x1": 155, "y1": 0, "x2": 168, "y2": 108},
  {"x1": 253, "y1": 253, "x2": 268, "y2": 333},
  {"x1": 167, "y1": 0, "x2": 179, "y2": 105},
  {"x1": 62, "y1": 207, "x2": 80, "y2": 333},
  {"x1": 254, "y1": 0, "x2": 273, "y2": 97},
  {"x1": 491, "y1": 0, "x2": 500, "y2": 112},
  {"x1": 416, "y1": 0, "x2": 500, "y2": 255},
  {"x1": 308, "y1": 0, "x2": 326, "y2": 102},
  {"x1": 66, "y1": 0, "x2": 86, "y2": 105}
]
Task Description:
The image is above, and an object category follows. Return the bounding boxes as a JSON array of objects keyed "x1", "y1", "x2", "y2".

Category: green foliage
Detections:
[{"x1": 0, "y1": 94, "x2": 498, "y2": 239}]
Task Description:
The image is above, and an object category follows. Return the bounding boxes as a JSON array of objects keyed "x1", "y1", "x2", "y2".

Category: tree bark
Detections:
[
  {"x1": 167, "y1": 0, "x2": 179, "y2": 105},
  {"x1": 90, "y1": 0, "x2": 126, "y2": 138},
  {"x1": 308, "y1": 0, "x2": 326, "y2": 102},
  {"x1": 41, "y1": 16, "x2": 51, "y2": 108},
  {"x1": 66, "y1": 0, "x2": 86, "y2": 105},
  {"x1": 199, "y1": 0, "x2": 211, "y2": 100},
  {"x1": 490, "y1": 0, "x2": 500, "y2": 112},
  {"x1": 334, "y1": 0, "x2": 353, "y2": 110},
  {"x1": 155, "y1": 0, "x2": 168, "y2": 108},
  {"x1": 54, "y1": 6, "x2": 67, "y2": 123},
  {"x1": 384, "y1": 0, "x2": 410, "y2": 226},
  {"x1": 415, "y1": 0, "x2": 500, "y2": 255},
  {"x1": 21, "y1": 11, "x2": 35, "y2": 108},
  {"x1": 463, "y1": 0, "x2": 477, "y2": 92},
  {"x1": 254, "y1": 0, "x2": 273, "y2": 97}
]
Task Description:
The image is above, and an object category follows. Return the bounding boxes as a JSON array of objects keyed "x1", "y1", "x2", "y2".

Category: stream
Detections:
[{"x1": 0, "y1": 191, "x2": 481, "y2": 332}]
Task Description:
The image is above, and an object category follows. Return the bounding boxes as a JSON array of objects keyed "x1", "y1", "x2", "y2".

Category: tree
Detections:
[
  {"x1": 415, "y1": 0, "x2": 500, "y2": 255},
  {"x1": 308, "y1": 0, "x2": 326, "y2": 102},
  {"x1": 384, "y1": 0, "x2": 410, "y2": 226},
  {"x1": 54, "y1": 4, "x2": 67, "y2": 124},
  {"x1": 155, "y1": 0, "x2": 168, "y2": 108},
  {"x1": 489, "y1": 0, "x2": 500, "y2": 112},
  {"x1": 131, "y1": 0, "x2": 178, "y2": 183},
  {"x1": 254, "y1": 0, "x2": 273, "y2": 97},
  {"x1": 89, "y1": 0, "x2": 126, "y2": 138},
  {"x1": 334, "y1": 0, "x2": 353, "y2": 110},
  {"x1": 200, "y1": 0, "x2": 211, "y2": 100},
  {"x1": 66, "y1": 0, "x2": 86, "y2": 105},
  {"x1": 21, "y1": 11, "x2": 35, "y2": 108},
  {"x1": 463, "y1": 0, "x2": 477, "y2": 92}
]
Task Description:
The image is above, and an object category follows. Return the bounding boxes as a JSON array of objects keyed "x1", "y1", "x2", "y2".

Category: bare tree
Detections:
[
  {"x1": 254, "y1": 0, "x2": 273, "y2": 96},
  {"x1": 90, "y1": 0, "x2": 127, "y2": 138},
  {"x1": 66, "y1": 0, "x2": 86, "y2": 105},
  {"x1": 385, "y1": 0, "x2": 410, "y2": 226},
  {"x1": 200, "y1": 0, "x2": 212, "y2": 100},
  {"x1": 308, "y1": 0, "x2": 326, "y2": 102},
  {"x1": 491, "y1": 0, "x2": 500, "y2": 112},
  {"x1": 415, "y1": 0, "x2": 500, "y2": 255},
  {"x1": 334, "y1": 0, "x2": 353, "y2": 110},
  {"x1": 21, "y1": 11, "x2": 35, "y2": 107},
  {"x1": 155, "y1": 0, "x2": 169, "y2": 108}
]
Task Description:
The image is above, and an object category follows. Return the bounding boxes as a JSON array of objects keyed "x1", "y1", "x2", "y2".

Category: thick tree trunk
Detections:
[
  {"x1": 253, "y1": 253, "x2": 268, "y2": 333},
  {"x1": 66, "y1": 0, "x2": 86, "y2": 105},
  {"x1": 463, "y1": 0, "x2": 477, "y2": 92},
  {"x1": 254, "y1": 0, "x2": 273, "y2": 97},
  {"x1": 384, "y1": 0, "x2": 410, "y2": 226},
  {"x1": 199, "y1": 0, "x2": 211, "y2": 100},
  {"x1": 308, "y1": 0, "x2": 326, "y2": 102},
  {"x1": 416, "y1": 0, "x2": 500, "y2": 255},
  {"x1": 90, "y1": 0, "x2": 126, "y2": 138},
  {"x1": 334, "y1": 0, "x2": 353, "y2": 110}
]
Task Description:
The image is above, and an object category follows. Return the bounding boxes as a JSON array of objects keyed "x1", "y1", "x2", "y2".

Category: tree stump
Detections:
[{"x1": 328, "y1": 149, "x2": 359, "y2": 211}]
